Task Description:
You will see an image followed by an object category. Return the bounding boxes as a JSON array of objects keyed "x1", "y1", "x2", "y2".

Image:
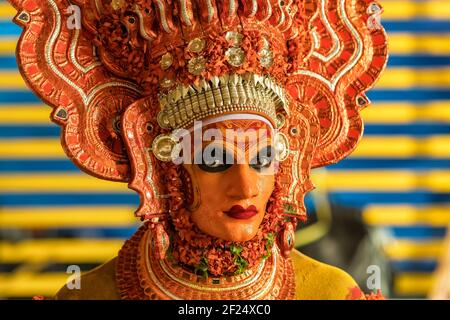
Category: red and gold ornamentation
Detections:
[
  {"x1": 8, "y1": 0, "x2": 388, "y2": 299},
  {"x1": 8, "y1": 0, "x2": 387, "y2": 220},
  {"x1": 117, "y1": 222, "x2": 295, "y2": 300}
]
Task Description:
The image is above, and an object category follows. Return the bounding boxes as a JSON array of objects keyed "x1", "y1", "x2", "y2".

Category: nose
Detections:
[{"x1": 225, "y1": 164, "x2": 259, "y2": 200}]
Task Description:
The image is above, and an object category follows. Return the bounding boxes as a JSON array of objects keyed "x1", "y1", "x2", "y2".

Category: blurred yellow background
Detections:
[{"x1": 1, "y1": 0, "x2": 450, "y2": 299}]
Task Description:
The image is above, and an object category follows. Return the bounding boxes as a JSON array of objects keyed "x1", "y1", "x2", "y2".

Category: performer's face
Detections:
[{"x1": 182, "y1": 119, "x2": 276, "y2": 242}]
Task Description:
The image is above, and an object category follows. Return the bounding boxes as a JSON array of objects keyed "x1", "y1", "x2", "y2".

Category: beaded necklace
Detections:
[{"x1": 116, "y1": 223, "x2": 296, "y2": 300}]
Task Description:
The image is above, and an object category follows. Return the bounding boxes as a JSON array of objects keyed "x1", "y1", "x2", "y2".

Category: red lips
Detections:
[{"x1": 224, "y1": 205, "x2": 258, "y2": 220}]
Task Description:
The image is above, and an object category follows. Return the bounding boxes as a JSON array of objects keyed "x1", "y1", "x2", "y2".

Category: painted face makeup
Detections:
[
  {"x1": 182, "y1": 117, "x2": 276, "y2": 242},
  {"x1": 196, "y1": 144, "x2": 275, "y2": 173}
]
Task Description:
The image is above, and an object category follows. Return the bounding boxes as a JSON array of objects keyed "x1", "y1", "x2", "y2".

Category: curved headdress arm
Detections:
[
  {"x1": 9, "y1": 0, "x2": 143, "y2": 181},
  {"x1": 290, "y1": 0, "x2": 388, "y2": 167}
]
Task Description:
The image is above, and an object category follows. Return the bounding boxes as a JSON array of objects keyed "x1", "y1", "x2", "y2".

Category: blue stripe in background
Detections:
[
  {"x1": 3, "y1": 123, "x2": 450, "y2": 138},
  {"x1": 329, "y1": 192, "x2": 450, "y2": 207},
  {"x1": 3, "y1": 55, "x2": 450, "y2": 69},
  {"x1": 383, "y1": 20, "x2": 450, "y2": 33},
  {"x1": 4, "y1": 121, "x2": 450, "y2": 139},
  {"x1": 1, "y1": 19, "x2": 450, "y2": 36},
  {"x1": 0, "y1": 21, "x2": 21, "y2": 35},
  {"x1": 47, "y1": 227, "x2": 137, "y2": 238},
  {"x1": 2, "y1": 192, "x2": 449, "y2": 207},
  {"x1": 388, "y1": 55, "x2": 450, "y2": 68},
  {"x1": 329, "y1": 159, "x2": 450, "y2": 170},
  {"x1": 0, "y1": 227, "x2": 139, "y2": 239},
  {"x1": 3, "y1": 158, "x2": 450, "y2": 173},
  {"x1": 391, "y1": 260, "x2": 437, "y2": 272},
  {"x1": 390, "y1": 226, "x2": 448, "y2": 239},
  {"x1": 0, "y1": 91, "x2": 42, "y2": 103},
  {"x1": 1, "y1": 89, "x2": 448, "y2": 104},
  {"x1": 364, "y1": 123, "x2": 450, "y2": 135},
  {"x1": 0, "y1": 193, "x2": 140, "y2": 206},
  {"x1": 0, "y1": 57, "x2": 17, "y2": 69},
  {"x1": 0, "y1": 159, "x2": 81, "y2": 172},
  {"x1": 367, "y1": 89, "x2": 450, "y2": 102},
  {"x1": 0, "y1": 125, "x2": 60, "y2": 138}
]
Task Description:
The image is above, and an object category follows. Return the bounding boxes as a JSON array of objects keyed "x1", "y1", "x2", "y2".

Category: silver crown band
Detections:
[{"x1": 157, "y1": 73, "x2": 290, "y2": 130}]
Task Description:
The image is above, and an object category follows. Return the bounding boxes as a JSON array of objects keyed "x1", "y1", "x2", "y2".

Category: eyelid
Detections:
[
  {"x1": 249, "y1": 145, "x2": 274, "y2": 161},
  {"x1": 196, "y1": 146, "x2": 233, "y2": 173},
  {"x1": 196, "y1": 145, "x2": 273, "y2": 165},
  {"x1": 248, "y1": 146, "x2": 274, "y2": 170},
  {"x1": 197, "y1": 162, "x2": 232, "y2": 173},
  {"x1": 204, "y1": 150, "x2": 233, "y2": 164}
]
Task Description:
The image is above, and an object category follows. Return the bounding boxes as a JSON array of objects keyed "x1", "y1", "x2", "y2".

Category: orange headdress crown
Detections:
[
  {"x1": 9, "y1": 0, "x2": 388, "y2": 220},
  {"x1": 80, "y1": 0, "x2": 311, "y2": 87}
]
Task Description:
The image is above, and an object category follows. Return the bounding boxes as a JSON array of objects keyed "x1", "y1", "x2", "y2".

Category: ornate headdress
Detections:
[{"x1": 9, "y1": 0, "x2": 387, "y2": 250}]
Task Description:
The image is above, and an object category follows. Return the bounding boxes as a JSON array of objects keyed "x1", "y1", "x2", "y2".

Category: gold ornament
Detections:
[
  {"x1": 187, "y1": 38, "x2": 206, "y2": 53},
  {"x1": 275, "y1": 132, "x2": 290, "y2": 161},
  {"x1": 160, "y1": 78, "x2": 174, "y2": 89},
  {"x1": 225, "y1": 31, "x2": 244, "y2": 46},
  {"x1": 276, "y1": 113, "x2": 286, "y2": 129},
  {"x1": 156, "y1": 110, "x2": 171, "y2": 129},
  {"x1": 111, "y1": 0, "x2": 125, "y2": 10},
  {"x1": 151, "y1": 134, "x2": 178, "y2": 162},
  {"x1": 159, "y1": 53, "x2": 173, "y2": 70},
  {"x1": 225, "y1": 32, "x2": 245, "y2": 67},
  {"x1": 259, "y1": 38, "x2": 274, "y2": 68},
  {"x1": 187, "y1": 56, "x2": 206, "y2": 75},
  {"x1": 226, "y1": 47, "x2": 245, "y2": 67},
  {"x1": 156, "y1": 74, "x2": 289, "y2": 130}
]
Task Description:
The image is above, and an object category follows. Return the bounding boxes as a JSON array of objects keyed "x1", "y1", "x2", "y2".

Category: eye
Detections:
[
  {"x1": 207, "y1": 159, "x2": 225, "y2": 168},
  {"x1": 197, "y1": 148, "x2": 233, "y2": 173},
  {"x1": 250, "y1": 146, "x2": 274, "y2": 172}
]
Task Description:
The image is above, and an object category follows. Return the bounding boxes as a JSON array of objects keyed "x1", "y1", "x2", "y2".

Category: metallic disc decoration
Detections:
[
  {"x1": 259, "y1": 48, "x2": 274, "y2": 68},
  {"x1": 274, "y1": 132, "x2": 290, "y2": 161},
  {"x1": 159, "y1": 53, "x2": 173, "y2": 70},
  {"x1": 187, "y1": 38, "x2": 206, "y2": 53},
  {"x1": 151, "y1": 134, "x2": 178, "y2": 162},
  {"x1": 225, "y1": 47, "x2": 245, "y2": 67},
  {"x1": 259, "y1": 37, "x2": 274, "y2": 68},
  {"x1": 156, "y1": 111, "x2": 171, "y2": 129},
  {"x1": 187, "y1": 56, "x2": 206, "y2": 75},
  {"x1": 160, "y1": 77, "x2": 174, "y2": 89},
  {"x1": 276, "y1": 113, "x2": 286, "y2": 129},
  {"x1": 225, "y1": 31, "x2": 244, "y2": 46}
]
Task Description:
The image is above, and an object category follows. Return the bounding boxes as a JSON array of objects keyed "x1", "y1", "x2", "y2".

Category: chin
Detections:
[
  {"x1": 219, "y1": 224, "x2": 259, "y2": 242},
  {"x1": 199, "y1": 223, "x2": 258, "y2": 242},
  {"x1": 229, "y1": 233, "x2": 255, "y2": 242},
  {"x1": 193, "y1": 211, "x2": 262, "y2": 242}
]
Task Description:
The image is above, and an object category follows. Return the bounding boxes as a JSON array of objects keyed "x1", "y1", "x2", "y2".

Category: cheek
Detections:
[
  {"x1": 184, "y1": 165, "x2": 224, "y2": 214},
  {"x1": 192, "y1": 171, "x2": 223, "y2": 205},
  {"x1": 188, "y1": 170, "x2": 230, "y2": 238},
  {"x1": 258, "y1": 174, "x2": 275, "y2": 200}
]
